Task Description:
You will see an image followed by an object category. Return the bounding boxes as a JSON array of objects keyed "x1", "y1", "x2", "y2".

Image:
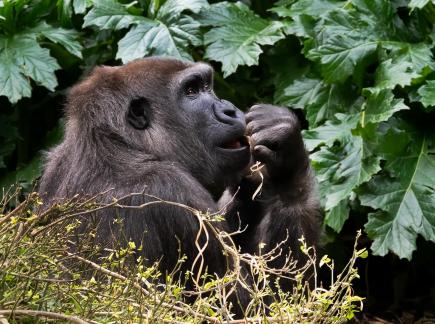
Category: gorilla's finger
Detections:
[
  {"x1": 250, "y1": 124, "x2": 293, "y2": 149},
  {"x1": 253, "y1": 145, "x2": 275, "y2": 163},
  {"x1": 246, "y1": 120, "x2": 269, "y2": 135}
]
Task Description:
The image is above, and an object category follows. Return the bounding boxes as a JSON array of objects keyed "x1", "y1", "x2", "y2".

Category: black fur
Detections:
[{"x1": 39, "y1": 58, "x2": 321, "y2": 308}]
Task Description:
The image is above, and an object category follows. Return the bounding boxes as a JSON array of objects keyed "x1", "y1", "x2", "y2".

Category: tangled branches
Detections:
[{"x1": 0, "y1": 187, "x2": 364, "y2": 323}]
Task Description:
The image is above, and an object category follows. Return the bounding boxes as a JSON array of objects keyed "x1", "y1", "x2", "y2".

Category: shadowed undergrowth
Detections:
[{"x1": 0, "y1": 187, "x2": 364, "y2": 323}]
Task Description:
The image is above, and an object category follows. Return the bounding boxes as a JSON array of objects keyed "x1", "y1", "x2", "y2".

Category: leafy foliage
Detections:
[
  {"x1": 275, "y1": 0, "x2": 435, "y2": 260},
  {"x1": 0, "y1": 1, "x2": 82, "y2": 103},
  {"x1": 0, "y1": 188, "x2": 364, "y2": 322},
  {"x1": 198, "y1": 2, "x2": 284, "y2": 77}
]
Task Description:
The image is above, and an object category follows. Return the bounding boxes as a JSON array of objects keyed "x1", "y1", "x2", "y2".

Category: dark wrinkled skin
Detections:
[{"x1": 39, "y1": 57, "x2": 321, "y2": 313}]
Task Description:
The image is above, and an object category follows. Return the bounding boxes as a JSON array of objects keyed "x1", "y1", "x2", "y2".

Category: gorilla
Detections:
[{"x1": 38, "y1": 57, "x2": 320, "y2": 309}]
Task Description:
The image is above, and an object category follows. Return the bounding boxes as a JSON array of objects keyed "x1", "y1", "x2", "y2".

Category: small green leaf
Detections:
[
  {"x1": 408, "y1": 0, "x2": 431, "y2": 10},
  {"x1": 325, "y1": 200, "x2": 350, "y2": 232},
  {"x1": 158, "y1": 0, "x2": 208, "y2": 18},
  {"x1": 281, "y1": 77, "x2": 325, "y2": 109},
  {"x1": 362, "y1": 89, "x2": 409, "y2": 125},
  {"x1": 417, "y1": 80, "x2": 435, "y2": 110},
  {"x1": 73, "y1": 0, "x2": 89, "y2": 14},
  {"x1": 200, "y1": 2, "x2": 284, "y2": 77},
  {"x1": 373, "y1": 43, "x2": 435, "y2": 90},
  {"x1": 374, "y1": 59, "x2": 418, "y2": 89},
  {"x1": 270, "y1": 0, "x2": 344, "y2": 18},
  {"x1": 303, "y1": 113, "x2": 359, "y2": 151}
]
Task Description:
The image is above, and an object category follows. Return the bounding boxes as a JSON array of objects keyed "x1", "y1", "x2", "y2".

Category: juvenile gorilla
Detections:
[{"x1": 39, "y1": 58, "x2": 320, "y2": 303}]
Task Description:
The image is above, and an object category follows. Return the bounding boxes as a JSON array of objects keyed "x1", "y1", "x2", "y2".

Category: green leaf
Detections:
[
  {"x1": 308, "y1": 31, "x2": 377, "y2": 83},
  {"x1": 374, "y1": 59, "x2": 419, "y2": 90},
  {"x1": 13, "y1": 37, "x2": 60, "y2": 91},
  {"x1": 158, "y1": 0, "x2": 208, "y2": 18},
  {"x1": 0, "y1": 44, "x2": 32, "y2": 104},
  {"x1": 417, "y1": 80, "x2": 435, "y2": 110},
  {"x1": 281, "y1": 77, "x2": 325, "y2": 109},
  {"x1": 324, "y1": 199, "x2": 350, "y2": 232},
  {"x1": 73, "y1": 0, "x2": 89, "y2": 14},
  {"x1": 83, "y1": 0, "x2": 144, "y2": 30},
  {"x1": 307, "y1": 0, "x2": 402, "y2": 83},
  {"x1": 199, "y1": 2, "x2": 284, "y2": 77},
  {"x1": 312, "y1": 134, "x2": 380, "y2": 212},
  {"x1": 281, "y1": 77, "x2": 358, "y2": 126},
  {"x1": 303, "y1": 113, "x2": 359, "y2": 151},
  {"x1": 282, "y1": 15, "x2": 316, "y2": 38},
  {"x1": 408, "y1": 0, "x2": 431, "y2": 10},
  {"x1": 29, "y1": 22, "x2": 83, "y2": 58},
  {"x1": 116, "y1": 0, "x2": 205, "y2": 62},
  {"x1": 361, "y1": 128, "x2": 435, "y2": 260},
  {"x1": 57, "y1": 0, "x2": 73, "y2": 25},
  {"x1": 362, "y1": 89, "x2": 409, "y2": 125},
  {"x1": 0, "y1": 36, "x2": 60, "y2": 103},
  {"x1": 270, "y1": 0, "x2": 344, "y2": 18},
  {"x1": 373, "y1": 43, "x2": 435, "y2": 90}
]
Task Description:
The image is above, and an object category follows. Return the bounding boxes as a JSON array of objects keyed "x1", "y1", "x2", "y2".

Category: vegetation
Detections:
[
  {"x1": 1, "y1": 0, "x2": 435, "y2": 319},
  {"x1": 0, "y1": 187, "x2": 364, "y2": 322}
]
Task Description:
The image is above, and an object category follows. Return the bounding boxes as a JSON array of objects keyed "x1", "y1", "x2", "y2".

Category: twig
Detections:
[{"x1": 0, "y1": 310, "x2": 89, "y2": 324}]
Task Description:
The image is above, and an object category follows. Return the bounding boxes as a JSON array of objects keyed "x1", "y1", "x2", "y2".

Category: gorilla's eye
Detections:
[
  {"x1": 204, "y1": 83, "x2": 211, "y2": 92},
  {"x1": 186, "y1": 85, "x2": 199, "y2": 96}
]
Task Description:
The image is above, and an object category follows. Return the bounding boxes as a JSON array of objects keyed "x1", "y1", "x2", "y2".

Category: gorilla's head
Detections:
[{"x1": 65, "y1": 58, "x2": 250, "y2": 198}]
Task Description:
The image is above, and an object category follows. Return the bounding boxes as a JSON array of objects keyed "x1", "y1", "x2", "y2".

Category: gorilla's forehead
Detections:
[
  {"x1": 121, "y1": 57, "x2": 211, "y2": 77},
  {"x1": 173, "y1": 62, "x2": 213, "y2": 85},
  {"x1": 118, "y1": 58, "x2": 213, "y2": 93}
]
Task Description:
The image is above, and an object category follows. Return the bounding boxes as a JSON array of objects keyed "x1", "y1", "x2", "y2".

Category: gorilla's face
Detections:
[
  {"x1": 175, "y1": 63, "x2": 251, "y2": 173},
  {"x1": 122, "y1": 58, "x2": 251, "y2": 197}
]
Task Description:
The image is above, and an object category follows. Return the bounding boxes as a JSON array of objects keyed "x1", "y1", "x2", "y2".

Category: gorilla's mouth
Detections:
[{"x1": 219, "y1": 136, "x2": 249, "y2": 150}]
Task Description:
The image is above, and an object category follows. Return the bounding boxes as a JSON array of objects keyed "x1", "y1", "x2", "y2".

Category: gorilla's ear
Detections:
[{"x1": 127, "y1": 98, "x2": 150, "y2": 130}]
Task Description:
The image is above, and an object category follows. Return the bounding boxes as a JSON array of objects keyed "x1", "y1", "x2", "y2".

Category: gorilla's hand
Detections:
[{"x1": 245, "y1": 104, "x2": 308, "y2": 183}]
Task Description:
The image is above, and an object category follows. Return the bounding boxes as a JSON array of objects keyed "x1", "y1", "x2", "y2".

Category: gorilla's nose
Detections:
[{"x1": 213, "y1": 100, "x2": 244, "y2": 126}]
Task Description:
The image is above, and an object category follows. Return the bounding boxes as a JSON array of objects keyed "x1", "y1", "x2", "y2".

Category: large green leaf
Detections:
[
  {"x1": 0, "y1": 36, "x2": 60, "y2": 103},
  {"x1": 29, "y1": 22, "x2": 83, "y2": 58},
  {"x1": 199, "y1": 2, "x2": 284, "y2": 77},
  {"x1": 280, "y1": 76, "x2": 358, "y2": 126},
  {"x1": 303, "y1": 113, "x2": 359, "y2": 151},
  {"x1": 307, "y1": 0, "x2": 403, "y2": 83},
  {"x1": 0, "y1": 46, "x2": 32, "y2": 104},
  {"x1": 312, "y1": 132, "x2": 380, "y2": 231},
  {"x1": 83, "y1": 0, "x2": 145, "y2": 30},
  {"x1": 361, "y1": 129, "x2": 435, "y2": 259},
  {"x1": 116, "y1": 0, "x2": 205, "y2": 62}
]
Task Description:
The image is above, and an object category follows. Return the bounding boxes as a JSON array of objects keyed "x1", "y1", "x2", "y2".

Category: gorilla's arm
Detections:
[{"x1": 223, "y1": 105, "x2": 321, "y2": 266}]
